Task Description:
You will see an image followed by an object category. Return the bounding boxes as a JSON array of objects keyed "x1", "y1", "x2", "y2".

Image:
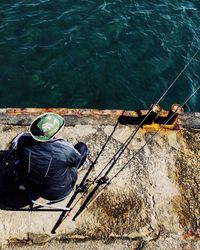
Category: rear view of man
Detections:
[{"x1": 14, "y1": 113, "x2": 88, "y2": 201}]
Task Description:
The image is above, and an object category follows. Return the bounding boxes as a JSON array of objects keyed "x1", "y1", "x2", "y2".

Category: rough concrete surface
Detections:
[{"x1": 0, "y1": 109, "x2": 199, "y2": 249}]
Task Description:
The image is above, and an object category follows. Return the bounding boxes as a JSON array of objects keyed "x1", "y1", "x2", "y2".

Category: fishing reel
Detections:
[
  {"x1": 77, "y1": 183, "x2": 87, "y2": 193},
  {"x1": 76, "y1": 179, "x2": 93, "y2": 193},
  {"x1": 97, "y1": 175, "x2": 109, "y2": 185}
]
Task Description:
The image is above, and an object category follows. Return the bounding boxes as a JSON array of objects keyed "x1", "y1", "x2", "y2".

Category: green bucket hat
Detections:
[{"x1": 30, "y1": 113, "x2": 65, "y2": 142}]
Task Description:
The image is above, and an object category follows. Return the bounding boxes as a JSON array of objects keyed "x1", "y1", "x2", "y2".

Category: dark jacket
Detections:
[{"x1": 17, "y1": 134, "x2": 81, "y2": 200}]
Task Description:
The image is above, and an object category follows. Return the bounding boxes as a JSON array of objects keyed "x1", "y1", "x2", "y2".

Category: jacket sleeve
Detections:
[
  {"x1": 16, "y1": 133, "x2": 33, "y2": 153},
  {"x1": 11, "y1": 132, "x2": 30, "y2": 150},
  {"x1": 67, "y1": 148, "x2": 82, "y2": 168}
]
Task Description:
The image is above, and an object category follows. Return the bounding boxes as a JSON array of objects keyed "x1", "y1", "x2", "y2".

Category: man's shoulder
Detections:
[
  {"x1": 17, "y1": 133, "x2": 35, "y2": 146},
  {"x1": 17, "y1": 135, "x2": 81, "y2": 157},
  {"x1": 54, "y1": 140, "x2": 81, "y2": 156}
]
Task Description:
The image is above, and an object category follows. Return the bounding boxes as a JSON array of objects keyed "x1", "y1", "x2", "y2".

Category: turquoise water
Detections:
[{"x1": 0, "y1": 0, "x2": 200, "y2": 110}]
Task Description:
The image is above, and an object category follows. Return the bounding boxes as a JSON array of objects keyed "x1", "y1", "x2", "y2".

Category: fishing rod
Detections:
[
  {"x1": 75, "y1": 47, "x2": 200, "y2": 187},
  {"x1": 51, "y1": 47, "x2": 199, "y2": 232},
  {"x1": 51, "y1": 105, "x2": 161, "y2": 233},
  {"x1": 72, "y1": 84, "x2": 200, "y2": 221},
  {"x1": 51, "y1": 110, "x2": 124, "y2": 234},
  {"x1": 77, "y1": 110, "x2": 125, "y2": 187},
  {"x1": 68, "y1": 48, "x2": 200, "y2": 201}
]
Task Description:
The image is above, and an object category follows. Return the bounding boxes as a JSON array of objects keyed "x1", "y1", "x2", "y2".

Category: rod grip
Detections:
[{"x1": 72, "y1": 182, "x2": 101, "y2": 221}]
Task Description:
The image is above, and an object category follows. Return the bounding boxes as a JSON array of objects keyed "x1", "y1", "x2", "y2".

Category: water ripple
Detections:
[{"x1": 0, "y1": 0, "x2": 199, "y2": 109}]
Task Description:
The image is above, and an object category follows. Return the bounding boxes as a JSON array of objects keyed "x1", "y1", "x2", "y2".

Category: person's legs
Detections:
[{"x1": 74, "y1": 142, "x2": 88, "y2": 169}]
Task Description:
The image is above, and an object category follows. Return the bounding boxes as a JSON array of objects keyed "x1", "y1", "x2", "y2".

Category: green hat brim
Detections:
[{"x1": 30, "y1": 113, "x2": 65, "y2": 142}]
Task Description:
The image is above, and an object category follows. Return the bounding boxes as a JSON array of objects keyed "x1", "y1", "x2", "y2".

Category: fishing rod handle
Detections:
[
  {"x1": 51, "y1": 208, "x2": 71, "y2": 234},
  {"x1": 72, "y1": 182, "x2": 102, "y2": 221},
  {"x1": 68, "y1": 181, "x2": 95, "y2": 212},
  {"x1": 85, "y1": 182, "x2": 110, "y2": 210},
  {"x1": 51, "y1": 211, "x2": 70, "y2": 234},
  {"x1": 51, "y1": 181, "x2": 92, "y2": 234},
  {"x1": 51, "y1": 176, "x2": 105, "y2": 232},
  {"x1": 72, "y1": 176, "x2": 109, "y2": 221},
  {"x1": 51, "y1": 190, "x2": 79, "y2": 234}
]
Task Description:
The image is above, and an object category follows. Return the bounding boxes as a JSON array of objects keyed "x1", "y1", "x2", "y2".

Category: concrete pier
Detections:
[{"x1": 0, "y1": 109, "x2": 199, "y2": 249}]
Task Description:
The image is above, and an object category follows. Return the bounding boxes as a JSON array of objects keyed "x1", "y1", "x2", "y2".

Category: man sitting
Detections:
[{"x1": 13, "y1": 112, "x2": 88, "y2": 201}]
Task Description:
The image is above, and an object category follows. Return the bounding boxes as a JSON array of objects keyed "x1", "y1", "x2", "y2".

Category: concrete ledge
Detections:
[
  {"x1": 3, "y1": 237, "x2": 200, "y2": 250},
  {"x1": 0, "y1": 108, "x2": 199, "y2": 128},
  {"x1": 0, "y1": 109, "x2": 199, "y2": 249}
]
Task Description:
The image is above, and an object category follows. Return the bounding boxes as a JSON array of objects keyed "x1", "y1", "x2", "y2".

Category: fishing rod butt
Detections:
[
  {"x1": 51, "y1": 210, "x2": 71, "y2": 234},
  {"x1": 72, "y1": 206, "x2": 85, "y2": 221}
]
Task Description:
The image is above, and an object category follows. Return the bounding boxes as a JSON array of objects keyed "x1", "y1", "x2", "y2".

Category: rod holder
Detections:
[
  {"x1": 143, "y1": 103, "x2": 162, "y2": 125},
  {"x1": 165, "y1": 104, "x2": 184, "y2": 125}
]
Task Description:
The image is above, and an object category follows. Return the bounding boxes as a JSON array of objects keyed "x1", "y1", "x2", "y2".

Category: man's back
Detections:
[{"x1": 17, "y1": 134, "x2": 81, "y2": 200}]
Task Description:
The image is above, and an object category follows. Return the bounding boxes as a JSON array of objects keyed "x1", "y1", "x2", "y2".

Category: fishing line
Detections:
[
  {"x1": 52, "y1": 47, "x2": 200, "y2": 232},
  {"x1": 157, "y1": 48, "x2": 200, "y2": 104},
  {"x1": 72, "y1": 46, "x2": 200, "y2": 203},
  {"x1": 77, "y1": 109, "x2": 125, "y2": 187},
  {"x1": 109, "y1": 85, "x2": 200, "y2": 182},
  {"x1": 72, "y1": 84, "x2": 200, "y2": 220},
  {"x1": 50, "y1": 110, "x2": 124, "y2": 234},
  {"x1": 93, "y1": 46, "x2": 200, "y2": 181},
  {"x1": 69, "y1": 49, "x2": 200, "y2": 220}
]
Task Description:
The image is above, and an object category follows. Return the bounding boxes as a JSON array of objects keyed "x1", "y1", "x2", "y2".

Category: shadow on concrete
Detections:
[
  {"x1": 0, "y1": 150, "x2": 30, "y2": 209},
  {"x1": 118, "y1": 110, "x2": 178, "y2": 126},
  {"x1": 118, "y1": 110, "x2": 159, "y2": 125}
]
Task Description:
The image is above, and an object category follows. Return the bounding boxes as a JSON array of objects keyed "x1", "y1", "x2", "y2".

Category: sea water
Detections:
[{"x1": 0, "y1": 0, "x2": 200, "y2": 110}]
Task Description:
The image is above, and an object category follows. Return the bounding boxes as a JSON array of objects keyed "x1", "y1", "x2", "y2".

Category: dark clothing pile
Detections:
[{"x1": 16, "y1": 134, "x2": 87, "y2": 200}]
